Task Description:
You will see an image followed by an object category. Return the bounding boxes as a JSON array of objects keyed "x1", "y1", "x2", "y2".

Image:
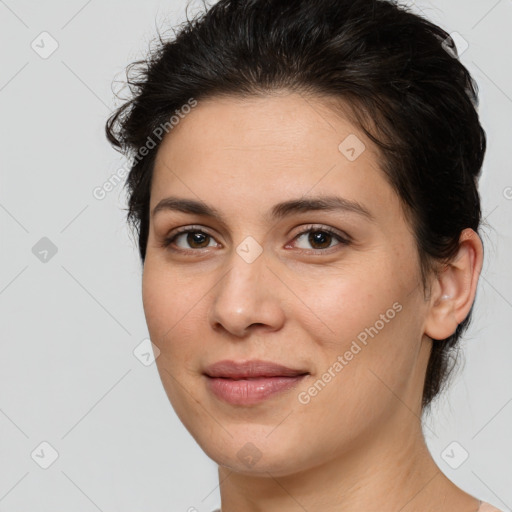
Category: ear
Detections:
[{"x1": 424, "y1": 228, "x2": 484, "y2": 341}]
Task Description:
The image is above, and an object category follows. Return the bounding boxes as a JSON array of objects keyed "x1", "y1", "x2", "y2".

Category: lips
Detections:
[
  {"x1": 203, "y1": 359, "x2": 309, "y2": 379},
  {"x1": 203, "y1": 359, "x2": 310, "y2": 405}
]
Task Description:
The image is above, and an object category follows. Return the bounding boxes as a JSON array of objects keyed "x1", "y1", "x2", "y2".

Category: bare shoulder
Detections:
[{"x1": 479, "y1": 502, "x2": 505, "y2": 512}]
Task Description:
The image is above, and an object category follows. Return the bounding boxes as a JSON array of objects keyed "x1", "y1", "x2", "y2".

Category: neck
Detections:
[{"x1": 217, "y1": 408, "x2": 479, "y2": 512}]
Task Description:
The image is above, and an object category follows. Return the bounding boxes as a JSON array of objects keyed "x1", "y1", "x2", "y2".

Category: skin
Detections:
[{"x1": 142, "y1": 92, "x2": 483, "y2": 512}]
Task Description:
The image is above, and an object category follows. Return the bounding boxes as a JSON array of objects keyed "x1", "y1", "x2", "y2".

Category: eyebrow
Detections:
[{"x1": 151, "y1": 195, "x2": 375, "y2": 223}]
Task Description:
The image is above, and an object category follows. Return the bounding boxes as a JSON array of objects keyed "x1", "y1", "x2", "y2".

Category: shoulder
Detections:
[{"x1": 479, "y1": 502, "x2": 505, "y2": 512}]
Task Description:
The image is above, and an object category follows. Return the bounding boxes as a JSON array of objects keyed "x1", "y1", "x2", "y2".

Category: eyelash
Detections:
[{"x1": 160, "y1": 224, "x2": 351, "y2": 255}]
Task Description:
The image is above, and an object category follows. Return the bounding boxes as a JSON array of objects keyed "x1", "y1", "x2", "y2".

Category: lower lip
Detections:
[{"x1": 205, "y1": 375, "x2": 307, "y2": 405}]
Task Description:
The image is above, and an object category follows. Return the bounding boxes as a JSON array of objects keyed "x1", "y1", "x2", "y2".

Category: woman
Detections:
[{"x1": 105, "y1": 0, "x2": 502, "y2": 510}]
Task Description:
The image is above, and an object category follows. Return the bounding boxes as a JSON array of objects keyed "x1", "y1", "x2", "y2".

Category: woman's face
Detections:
[{"x1": 142, "y1": 93, "x2": 433, "y2": 476}]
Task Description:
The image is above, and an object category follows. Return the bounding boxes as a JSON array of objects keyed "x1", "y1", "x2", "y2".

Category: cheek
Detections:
[
  {"x1": 142, "y1": 259, "x2": 203, "y2": 360},
  {"x1": 143, "y1": 252, "x2": 196, "y2": 323},
  {"x1": 141, "y1": 260, "x2": 207, "y2": 421},
  {"x1": 289, "y1": 264, "x2": 399, "y2": 347},
  {"x1": 142, "y1": 264, "x2": 172, "y2": 343},
  {"x1": 292, "y1": 262, "x2": 421, "y2": 398}
]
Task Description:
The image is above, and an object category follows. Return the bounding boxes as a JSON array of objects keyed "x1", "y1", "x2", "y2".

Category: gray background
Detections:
[{"x1": 1, "y1": 0, "x2": 511, "y2": 510}]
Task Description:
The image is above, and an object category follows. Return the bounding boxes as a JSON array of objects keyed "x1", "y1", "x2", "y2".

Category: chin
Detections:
[{"x1": 192, "y1": 424, "x2": 314, "y2": 477}]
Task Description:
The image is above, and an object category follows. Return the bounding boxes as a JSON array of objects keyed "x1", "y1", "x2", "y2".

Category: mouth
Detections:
[
  {"x1": 203, "y1": 359, "x2": 310, "y2": 405},
  {"x1": 203, "y1": 359, "x2": 309, "y2": 379}
]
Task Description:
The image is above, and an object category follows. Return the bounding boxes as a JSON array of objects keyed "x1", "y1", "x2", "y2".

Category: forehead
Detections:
[
  {"x1": 150, "y1": 93, "x2": 400, "y2": 224},
  {"x1": 155, "y1": 92, "x2": 378, "y2": 161}
]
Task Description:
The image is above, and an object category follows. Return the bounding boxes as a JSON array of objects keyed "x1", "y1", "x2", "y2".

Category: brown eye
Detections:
[
  {"x1": 290, "y1": 225, "x2": 350, "y2": 253},
  {"x1": 183, "y1": 231, "x2": 211, "y2": 249},
  {"x1": 308, "y1": 231, "x2": 334, "y2": 250},
  {"x1": 162, "y1": 227, "x2": 219, "y2": 251}
]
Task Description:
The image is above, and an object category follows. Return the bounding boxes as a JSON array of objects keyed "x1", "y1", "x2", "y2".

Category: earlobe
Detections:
[{"x1": 423, "y1": 228, "x2": 483, "y2": 341}]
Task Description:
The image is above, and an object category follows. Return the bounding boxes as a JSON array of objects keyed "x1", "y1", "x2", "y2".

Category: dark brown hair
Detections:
[{"x1": 105, "y1": 0, "x2": 487, "y2": 409}]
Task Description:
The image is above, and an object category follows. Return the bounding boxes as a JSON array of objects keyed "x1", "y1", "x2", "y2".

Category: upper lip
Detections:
[{"x1": 203, "y1": 359, "x2": 309, "y2": 379}]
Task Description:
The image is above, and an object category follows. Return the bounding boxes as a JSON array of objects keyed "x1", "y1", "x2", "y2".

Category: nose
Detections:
[{"x1": 208, "y1": 247, "x2": 286, "y2": 338}]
